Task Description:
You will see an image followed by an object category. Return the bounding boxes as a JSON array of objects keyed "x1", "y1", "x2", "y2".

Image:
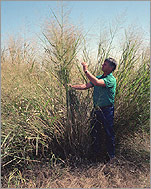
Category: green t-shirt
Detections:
[{"x1": 90, "y1": 73, "x2": 116, "y2": 107}]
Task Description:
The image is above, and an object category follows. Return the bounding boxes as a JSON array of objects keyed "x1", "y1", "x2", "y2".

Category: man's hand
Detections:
[
  {"x1": 81, "y1": 62, "x2": 88, "y2": 72},
  {"x1": 68, "y1": 84, "x2": 72, "y2": 88}
]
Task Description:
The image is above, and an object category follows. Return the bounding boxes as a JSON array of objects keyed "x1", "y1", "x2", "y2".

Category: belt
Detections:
[{"x1": 94, "y1": 104, "x2": 113, "y2": 110}]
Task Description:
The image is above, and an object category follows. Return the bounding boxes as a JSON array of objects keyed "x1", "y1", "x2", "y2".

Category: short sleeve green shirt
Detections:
[{"x1": 90, "y1": 73, "x2": 116, "y2": 107}]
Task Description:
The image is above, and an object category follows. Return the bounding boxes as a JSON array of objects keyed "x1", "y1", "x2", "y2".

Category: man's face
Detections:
[{"x1": 102, "y1": 61, "x2": 113, "y2": 73}]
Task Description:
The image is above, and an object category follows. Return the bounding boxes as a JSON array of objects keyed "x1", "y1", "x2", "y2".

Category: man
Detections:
[{"x1": 69, "y1": 58, "x2": 117, "y2": 161}]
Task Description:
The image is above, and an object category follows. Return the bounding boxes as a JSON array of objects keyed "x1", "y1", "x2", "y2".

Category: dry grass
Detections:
[
  {"x1": 2, "y1": 131, "x2": 150, "y2": 188},
  {"x1": 2, "y1": 158, "x2": 149, "y2": 188}
]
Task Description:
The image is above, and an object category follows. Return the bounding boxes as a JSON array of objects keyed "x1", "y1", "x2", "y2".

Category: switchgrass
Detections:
[
  {"x1": 40, "y1": 8, "x2": 93, "y2": 159},
  {"x1": 114, "y1": 37, "x2": 150, "y2": 137},
  {"x1": 1, "y1": 40, "x2": 64, "y2": 170},
  {"x1": 1, "y1": 7, "x2": 150, "y2": 188}
]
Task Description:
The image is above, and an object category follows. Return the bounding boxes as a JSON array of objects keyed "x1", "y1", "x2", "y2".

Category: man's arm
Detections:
[
  {"x1": 81, "y1": 62, "x2": 106, "y2": 87},
  {"x1": 69, "y1": 82, "x2": 93, "y2": 90},
  {"x1": 85, "y1": 70, "x2": 106, "y2": 87}
]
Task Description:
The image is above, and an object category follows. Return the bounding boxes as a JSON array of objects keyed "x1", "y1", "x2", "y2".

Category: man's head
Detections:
[{"x1": 102, "y1": 58, "x2": 117, "y2": 73}]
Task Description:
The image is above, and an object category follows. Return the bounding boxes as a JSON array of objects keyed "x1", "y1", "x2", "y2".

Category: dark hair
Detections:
[{"x1": 105, "y1": 57, "x2": 117, "y2": 72}]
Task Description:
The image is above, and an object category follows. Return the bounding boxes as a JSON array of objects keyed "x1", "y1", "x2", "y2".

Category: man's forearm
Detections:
[
  {"x1": 71, "y1": 84, "x2": 88, "y2": 90},
  {"x1": 82, "y1": 62, "x2": 105, "y2": 87},
  {"x1": 85, "y1": 70, "x2": 105, "y2": 87},
  {"x1": 85, "y1": 71, "x2": 98, "y2": 86}
]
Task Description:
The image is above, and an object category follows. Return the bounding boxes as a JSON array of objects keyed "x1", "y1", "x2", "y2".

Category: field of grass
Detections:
[{"x1": 1, "y1": 7, "x2": 150, "y2": 188}]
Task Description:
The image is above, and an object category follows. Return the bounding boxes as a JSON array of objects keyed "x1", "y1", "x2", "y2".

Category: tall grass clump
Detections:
[
  {"x1": 114, "y1": 33, "x2": 150, "y2": 137},
  {"x1": 1, "y1": 37, "x2": 64, "y2": 176},
  {"x1": 41, "y1": 7, "x2": 93, "y2": 160}
]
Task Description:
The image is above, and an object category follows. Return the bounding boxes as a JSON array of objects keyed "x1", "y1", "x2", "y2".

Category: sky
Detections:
[{"x1": 1, "y1": 1, "x2": 150, "y2": 54}]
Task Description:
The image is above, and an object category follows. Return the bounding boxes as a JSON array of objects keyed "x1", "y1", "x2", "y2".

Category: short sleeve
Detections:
[{"x1": 103, "y1": 76, "x2": 115, "y2": 88}]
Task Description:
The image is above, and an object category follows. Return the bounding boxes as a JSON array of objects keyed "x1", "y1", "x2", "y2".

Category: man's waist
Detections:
[{"x1": 94, "y1": 104, "x2": 113, "y2": 109}]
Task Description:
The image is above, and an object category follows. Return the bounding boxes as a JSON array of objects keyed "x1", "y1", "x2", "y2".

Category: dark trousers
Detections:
[{"x1": 90, "y1": 106, "x2": 115, "y2": 159}]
